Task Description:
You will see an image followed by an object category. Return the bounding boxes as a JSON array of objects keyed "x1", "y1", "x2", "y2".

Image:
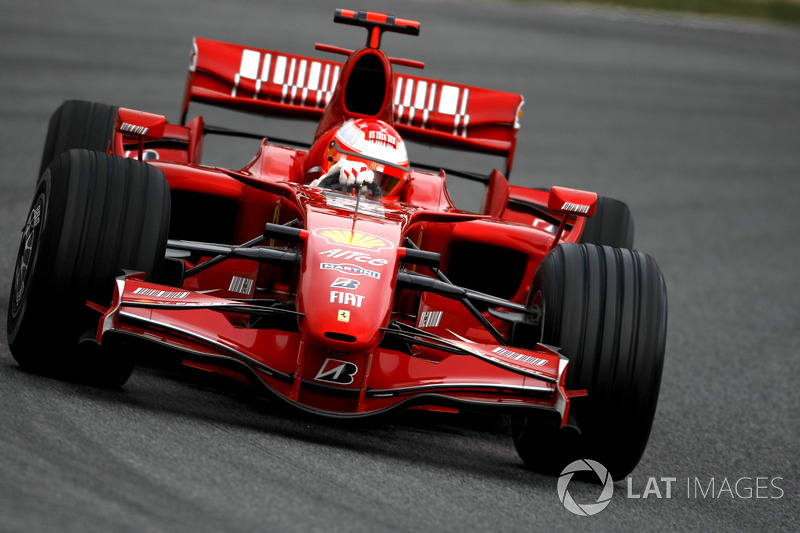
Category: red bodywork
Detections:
[{"x1": 96, "y1": 10, "x2": 596, "y2": 423}]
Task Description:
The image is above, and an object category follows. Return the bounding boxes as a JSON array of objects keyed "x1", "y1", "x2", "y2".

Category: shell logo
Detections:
[{"x1": 314, "y1": 228, "x2": 393, "y2": 251}]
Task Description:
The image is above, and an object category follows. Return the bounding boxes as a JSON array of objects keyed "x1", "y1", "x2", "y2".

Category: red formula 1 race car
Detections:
[{"x1": 7, "y1": 9, "x2": 666, "y2": 480}]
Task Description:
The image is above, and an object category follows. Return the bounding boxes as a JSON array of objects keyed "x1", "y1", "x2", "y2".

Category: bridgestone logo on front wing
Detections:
[{"x1": 315, "y1": 358, "x2": 358, "y2": 384}]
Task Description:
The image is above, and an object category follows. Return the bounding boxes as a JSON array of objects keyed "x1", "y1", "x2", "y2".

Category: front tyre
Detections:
[
  {"x1": 8, "y1": 149, "x2": 170, "y2": 387},
  {"x1": 513, "y1": 243, "x2": 667, "y2": 480}
]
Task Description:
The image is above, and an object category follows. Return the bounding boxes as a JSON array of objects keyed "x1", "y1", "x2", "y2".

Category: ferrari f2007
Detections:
[{"x1": 7, "y1": 9, "x2": 667, "y2": 480}]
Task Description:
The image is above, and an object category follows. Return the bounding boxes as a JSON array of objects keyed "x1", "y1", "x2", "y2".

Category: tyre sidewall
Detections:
[{"x1": 8, "y1": 163, "x2": 73, "y2": 364}]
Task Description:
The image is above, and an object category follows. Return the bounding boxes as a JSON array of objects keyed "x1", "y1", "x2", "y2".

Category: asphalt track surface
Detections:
[{"x1": 1, "y1": 0, "x2": 799, "y2": 531}]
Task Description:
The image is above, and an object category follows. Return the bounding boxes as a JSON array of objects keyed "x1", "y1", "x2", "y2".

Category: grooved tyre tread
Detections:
[
  {"x1": 39, "y1": 100, "x2": 118, "y2": 179},
  {"x1": 8, "y1": 149, "x2": 170, "y2": 386},
  {"x1": 513, "y1": 243, "x2": 667, "y2": 480},
  {"x1": 579, "y1": 196, "x2": 634, "y2": 249}
]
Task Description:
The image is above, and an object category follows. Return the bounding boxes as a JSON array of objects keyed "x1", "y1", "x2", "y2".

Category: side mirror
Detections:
[
  {"x1": 115, "y1": 108, "x2": 166, "y2": 161},
  {"x1": 547, "y1": 185, "x2": 598, "y2": 217},
  {"x1": 115, "y1": 108, "x2": 166, "y2": 140},
  {"x1": 547, "y1": 186, "x2": 598, "y2": 249}
]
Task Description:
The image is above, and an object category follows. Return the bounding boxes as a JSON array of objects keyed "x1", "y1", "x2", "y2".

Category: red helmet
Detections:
[{"x1": 324, "y1": 119, "x2": 409, "y2": 196}]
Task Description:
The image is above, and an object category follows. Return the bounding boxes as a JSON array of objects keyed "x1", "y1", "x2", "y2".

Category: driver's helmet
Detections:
[{"x1": 324, "y1": 119, "x2": 409, "y2": 196}]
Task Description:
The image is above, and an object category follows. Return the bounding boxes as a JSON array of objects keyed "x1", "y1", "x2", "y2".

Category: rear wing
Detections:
[{"x1": 182, "y1": 38, "x2": 524, "y2": 171}]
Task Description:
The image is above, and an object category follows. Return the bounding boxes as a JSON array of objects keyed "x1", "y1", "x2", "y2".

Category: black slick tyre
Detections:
[
  {"x1": 8, "y1": 149, "x2": 170, "y2": 387},
  {"x1": 39, "y1": 100, "x2": 119, "y2": 179},
  {"x1": 579, "y1": 196, "x2": 634, "y2": 249},
  {"x1": 512, "y1": 243, "x2": 667, "y2": 480}
]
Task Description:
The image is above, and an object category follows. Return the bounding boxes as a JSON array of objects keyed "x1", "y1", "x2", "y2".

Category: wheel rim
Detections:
[{"x1": 11, "y1": 193, "x2": 45, "y2": 317}]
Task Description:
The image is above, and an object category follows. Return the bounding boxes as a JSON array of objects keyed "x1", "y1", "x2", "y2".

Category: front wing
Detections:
[{"x1": 92, "y1": 273, "x2": 575, "y2": 423}]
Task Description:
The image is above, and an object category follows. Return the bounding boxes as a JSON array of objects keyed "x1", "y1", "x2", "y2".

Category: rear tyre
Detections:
[
  {"x1": 8, "y1": 149, "x2": 170, "y2": 387},
  {"x1": 39, "y1": 100, "x2": 118, "y2": 179},
  {"x1": 579, "y1": 196, "x2": 634, "y2": 249},
  {"x1": 512, "y1": 243, "x2": 667, "y2": 480}
]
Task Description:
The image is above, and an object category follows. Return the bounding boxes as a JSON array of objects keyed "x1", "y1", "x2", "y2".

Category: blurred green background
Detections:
[{"x1": 537, "y1": 0, "x2": 800, "y2": 24}]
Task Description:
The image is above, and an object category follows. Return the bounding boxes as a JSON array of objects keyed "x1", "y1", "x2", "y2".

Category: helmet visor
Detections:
[{"x1": 333, "y1": 140, "x2": 408, "y2": 196}]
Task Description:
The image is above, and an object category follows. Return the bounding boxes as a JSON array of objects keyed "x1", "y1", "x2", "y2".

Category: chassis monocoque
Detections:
[{"x1": 7, "y1": 9, "x2": 667, "y2": 480}]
